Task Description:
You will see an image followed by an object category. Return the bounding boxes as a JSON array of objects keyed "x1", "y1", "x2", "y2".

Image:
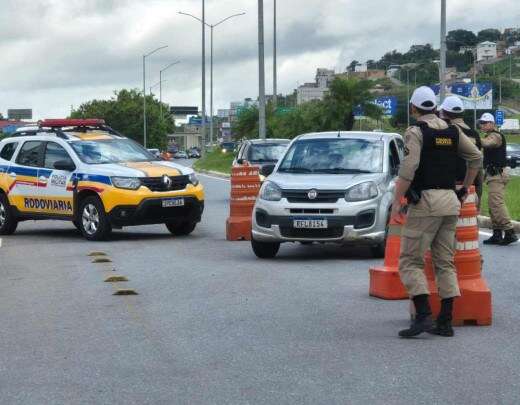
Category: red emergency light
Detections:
[{"x1": 39, "y1": 118, "x2": 106, "y2": 128}]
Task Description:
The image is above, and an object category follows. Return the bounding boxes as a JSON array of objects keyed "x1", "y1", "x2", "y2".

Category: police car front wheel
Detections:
[
  {"x1": 0, "y1": 194, "x2": 18, "y2": 235},
  {"x1": 78, "y1": 196, "x2": 111, "y2": 241}
]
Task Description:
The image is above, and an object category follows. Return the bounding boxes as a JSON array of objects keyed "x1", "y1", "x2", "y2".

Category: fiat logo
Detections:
[
  {"x1": 162, "y1": 175, "x2": 172, "y2": 190},
  {"x1": 307, "y1": 189, "x2": 318, "y2": 200}
]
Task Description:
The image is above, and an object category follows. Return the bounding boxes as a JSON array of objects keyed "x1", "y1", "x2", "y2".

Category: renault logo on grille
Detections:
[
  {"x1": 162, "y1": 175, "x2": 172, "y2": 190},
  {"x1": 307, "y1": 189, "x2": 318, "y2": 200}
]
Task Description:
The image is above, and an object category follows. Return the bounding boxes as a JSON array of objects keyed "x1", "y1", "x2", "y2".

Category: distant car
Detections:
[
  {"x1": 188, "y1": 148, "x2": 201, "y2": 159},
  {"x1": 250, "y1": 131, "x2": 405, "y2": 259},
  {"x1": 220, "y1": 142, "x2": 236, "y2": 153},
  {"x1": 174, "y1": 150, "x2": 188, "y2": 159},
  {"x1": 147, "y1": 148, "x2": 161, "y2": 159},
  {"x1": 233, "y1": 139, "x2": 290, "y2": 173},
  {"x1": 167, "y1": 145, "x2": 179, "y2": 154},
  {"x1": 506, "y1": 144, "x2": 520, "y2": 168}
]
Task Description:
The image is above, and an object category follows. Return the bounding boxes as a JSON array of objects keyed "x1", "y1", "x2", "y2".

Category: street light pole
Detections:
[
  {"x1": 258, "y1": 0, "x2": 266, "y2": 139},
  {"x1": 473, "y1": 50, "x2": 477, "y2": 130},
  {"x1": 143, "y1": 45, "x2": 168, "y2": 148},
  {"x1": 179, "y1": 9, "x2": 245, "y2": 147},
  {"x1": 273, "y1": 0, "x2": 277, "y2": 107},
  {"x1": 439, "y1": 0, "x2": 447, "y2": 102},
  {"x1": 406, "y1": 69, "x2": 410, "y2": 127},
  {"x1": 202, "y1": 0, "x2": 206, "y2": 150},
  {"x1": 159, "y1": 61, "x2": 181, "y2": 121}
]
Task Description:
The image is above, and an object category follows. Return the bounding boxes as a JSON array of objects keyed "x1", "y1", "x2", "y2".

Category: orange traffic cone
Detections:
[
  {"x1": 424, "y1": 186, "x2": 492, "y2": 326},
  {"x1": 369, "y1": 199, "x2": 408, "y2": 300}
]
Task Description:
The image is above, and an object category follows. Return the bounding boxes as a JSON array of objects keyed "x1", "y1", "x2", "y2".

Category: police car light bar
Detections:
[{"x1": 39, "y1": 119, "x2": 106, "y2": 128}]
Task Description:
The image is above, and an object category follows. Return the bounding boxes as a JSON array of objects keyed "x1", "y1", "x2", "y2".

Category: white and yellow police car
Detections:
[{"x1": 0, "y1": 119, "x2": 204, "y2": 240}]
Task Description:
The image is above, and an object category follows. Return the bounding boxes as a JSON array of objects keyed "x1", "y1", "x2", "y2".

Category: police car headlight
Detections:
[
  {"x1": 189, "y1": 173, "x2": 199, "y2": 186},
  {"x1": 345, "y1": 182, "x2": 378, "y2": 202},
  {"x1": 111, "y1": 177, "x2": 141, "y2": 190},
  {"x1": 260, "y1": 181, "x2": 282, "y2": 201}
]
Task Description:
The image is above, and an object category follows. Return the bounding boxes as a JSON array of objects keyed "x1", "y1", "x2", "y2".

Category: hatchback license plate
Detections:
[
  {"x1": 162, "y1": 198, "x2": 184, "y2": 208},
  {"x1": 293, "y1": 219, "x2": 328, "y2": 229}
]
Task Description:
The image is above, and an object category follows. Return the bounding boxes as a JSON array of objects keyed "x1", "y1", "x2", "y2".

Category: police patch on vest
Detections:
[
  {"x1": 24, "y1": 197, "x2": 72, "y2": 212},
  {"x1": 435, "y1": 137, "x2": 453, "y2": 146}
]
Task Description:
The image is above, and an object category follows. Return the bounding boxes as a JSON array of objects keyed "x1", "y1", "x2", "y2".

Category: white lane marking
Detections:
[
  {"x1": 0, "y1": 238, "x2": 2, "y2": 248},
  {"x1": 197, "y1": 173, "x2": 230, "y2": 182},
  {"x1": 479, "y1": 230, "x2": 492, "y2": 237}
]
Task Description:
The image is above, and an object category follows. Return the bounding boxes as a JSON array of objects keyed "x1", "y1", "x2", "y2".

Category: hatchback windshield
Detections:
[
  {"x1": 278, "y1": 138, "x2": 384, "y2": 174},
  {"x1": 249, "y1": 143, "x2": 288, "y2": 162},
  {"x1": 69, "y1": 139, "x2": 158, "y2": 164}
]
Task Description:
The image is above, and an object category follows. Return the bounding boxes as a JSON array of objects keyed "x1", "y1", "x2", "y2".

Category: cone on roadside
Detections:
[
  {"x1": 226, "y1": 165, "x2": 261, "y2": 241},
  {"x1": 423, "y1": 186, "x2": 492, "y2": 326},
  {"x1": 369, "y1": 198, "x2": 408, "y2": 300}
]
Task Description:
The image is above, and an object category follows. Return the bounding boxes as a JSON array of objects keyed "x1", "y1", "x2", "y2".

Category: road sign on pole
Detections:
[{"x1": 495, "y1": 110, "x2": 505, "y2": 126}]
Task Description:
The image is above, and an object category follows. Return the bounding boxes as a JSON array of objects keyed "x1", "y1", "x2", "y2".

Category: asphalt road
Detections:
[{"x1": 1, "y1": 159, "x2": 519, "y2": 405}]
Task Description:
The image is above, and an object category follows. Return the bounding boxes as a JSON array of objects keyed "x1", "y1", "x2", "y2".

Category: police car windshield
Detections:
[
  {"x1": 249, "y1": 143, "x2": 288, "y2": 162},
  {"x1": 69, "y1": 139, "x2": 159, "y2": 164},
  {"x1": 278, "y1": 138, "x2": 383, "y2": 174}
]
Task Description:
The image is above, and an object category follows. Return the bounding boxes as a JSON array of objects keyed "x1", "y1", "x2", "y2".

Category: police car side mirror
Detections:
[
  {"x1": 236, "y1": 158, "x2": 245, "y2": 165},
  {"x1": 54, "y1": 159, "x2": 76, "y2": 172}
]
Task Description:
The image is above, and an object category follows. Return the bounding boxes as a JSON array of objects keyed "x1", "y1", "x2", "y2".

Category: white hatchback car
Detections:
[{"x1": 251, "y1": 131, "x2": 404, "y2": 258}]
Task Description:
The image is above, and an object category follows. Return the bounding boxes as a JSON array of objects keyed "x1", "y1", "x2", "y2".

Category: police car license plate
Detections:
[
  {"x1": 162, "y1": 198, "x2": 184, "y2": 208},
  {"x1": 293, "y1": 218, "x2": 328, "y2": 229}
]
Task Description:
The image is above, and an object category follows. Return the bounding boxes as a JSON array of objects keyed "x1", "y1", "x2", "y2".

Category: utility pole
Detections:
[
  {"x1": 273, "y1": 0, "x2": 277, "y2": 107},
  {"x1": 499, "y1": 76, "x2": 502, "y2": 105},
  {"x1": 439, "y1": 0, "x2": 447, "y2": 102},
  {"x1": 258, "y1": 0, "x2": 266, "y2": 139},
  {"x1": 159, "y1": 61, "x2": 180, "y2": 122},
  {"x1": 510, "y1": 53, "x2": 513, "y2": 80}
]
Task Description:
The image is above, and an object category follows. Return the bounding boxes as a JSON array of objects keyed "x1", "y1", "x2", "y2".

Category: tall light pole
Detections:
[
  {"x1": 258, "y1": 0, "x2": 266, "y2": 139},
  {"x1": 143, "y1": 45, "x2": 168, "y2": 148},
  {"x1": 406, "y1": 69, "x2": 410, "y2": 127},
  {"x1": 150, "y1": 80, "x2": 167, "y2": 96},
  {"x1": 439, "y1": 0, "x2": 447, "y2": 102},
  {"x1": 159, "y1": 61, "x2": 180, "y2": 121},
  {"x1": 273, "y1": 0, "x2": 277, "y2": 107},
  {"x1": 179, "y1": 10, "x2": 245, "y2": 147},
  {"x1": 473, "y1": 48, "x2": 477, "y2": 130}
]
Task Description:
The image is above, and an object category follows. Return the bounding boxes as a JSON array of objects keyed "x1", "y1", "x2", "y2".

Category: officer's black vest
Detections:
[
  {"x1": 411, "y1": 122, "x2": 459, "y2": 192},
  {"x1": 483, "y1": 131, "x2": 507, "y2": 169},
  {"x1": 453, "y1": 123, "x2": 481, "y2": 182}
]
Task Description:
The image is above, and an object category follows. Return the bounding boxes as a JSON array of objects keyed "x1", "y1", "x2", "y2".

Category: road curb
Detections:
[
  {"x1": 478, "y1": 215, "x2": 520, "y2": 232},
  {"x1": 196, "y1": 169, "x2": 230, "y2": 179}
]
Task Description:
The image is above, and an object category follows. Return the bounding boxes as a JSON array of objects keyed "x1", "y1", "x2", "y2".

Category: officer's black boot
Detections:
[
  {"x1": 483, "y1": 229, "x2": 503, "y2": 245},
  {"x1": 428, "y1": 298, "x2": 454, "y2": 337},
  {"x1": 399, "y1": 294, "x2": 433, "y2": 338},
  {"x1": 500, "y1": 229, "x2": 519, "y2": 246}
]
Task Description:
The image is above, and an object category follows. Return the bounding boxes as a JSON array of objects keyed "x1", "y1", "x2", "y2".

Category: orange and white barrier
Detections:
[{"x1": 226, "y1": 165, "x2": 261, "y2": 241}]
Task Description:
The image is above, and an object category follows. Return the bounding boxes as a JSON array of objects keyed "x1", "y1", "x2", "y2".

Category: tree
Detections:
[
  {"x1": 323, "y1": 78, "x2": 382, "y2": 131},
  {"x1": 477, "y1": 29, "x2": 501, "y2": 43},
  {"x1": 70, "y1": 89, "x2": 173, "y2": 149},
  {"x1": 348, "y1": 60, "x2": 360, "y2": 72},
  {"x1": 446, "y1": 29, "x2": 477, "y2": 51}
]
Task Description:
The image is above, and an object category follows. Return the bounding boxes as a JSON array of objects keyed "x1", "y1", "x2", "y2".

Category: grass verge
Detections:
[
  {"x1": 480, "y1": 175, "x2": 520, "y2": 221},
  {"x1": 193, "y1": 149, "x2": 234, "y2": 174}
]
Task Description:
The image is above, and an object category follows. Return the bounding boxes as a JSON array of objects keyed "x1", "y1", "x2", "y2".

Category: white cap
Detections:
[
  {"x1": 439, "y1": 96, "x2": 464, "y2": 113},
  {"x1": 479, "y1": 112, "x2": 495, "y2": 123},
  {"x1": 410, "y1": 86, "x2": 437, "y2": 111}
]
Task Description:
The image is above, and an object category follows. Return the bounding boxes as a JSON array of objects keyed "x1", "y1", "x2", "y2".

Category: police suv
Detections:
[{"x1": 0, "y1": 119, "x2": 204, "y2": 240}]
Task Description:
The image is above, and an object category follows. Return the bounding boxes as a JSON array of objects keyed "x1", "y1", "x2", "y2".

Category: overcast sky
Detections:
[{"x1": 1, "y1": 0, "x2": 519, "y2": 120}]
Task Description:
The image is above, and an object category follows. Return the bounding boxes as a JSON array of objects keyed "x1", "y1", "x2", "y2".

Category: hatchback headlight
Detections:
[
  {"x1": 345, "y1": 181, "x2": 378, "y2": 202},
  {"x1": 189, "y1": 173, "x2": 199, "y2": 186},
  {"x1": 260, "y1": 181, "x2": 282, "y2": 201},
  {"x1": 111, "y1": 177, "x2": 141, "y2": 190}
]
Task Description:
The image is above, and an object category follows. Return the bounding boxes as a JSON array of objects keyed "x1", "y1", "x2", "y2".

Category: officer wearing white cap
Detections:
[
  {"x1": 479, "y1": 112, "x2": 518, "y2": 245},
  {"x1": 439, "y1": 96, "x2": 484, "y2": 208},
  {"x1": 391, "y1": 86, "x2": 482, "y2": 338}
]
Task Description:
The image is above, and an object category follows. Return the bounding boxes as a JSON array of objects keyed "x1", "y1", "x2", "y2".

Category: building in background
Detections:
[
  {"x1": 296, "y1": 68, "x2": 335, "y2": 105},
  {"x1": 476, "y1": 41, "x2": 497, "y2": 62}
]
